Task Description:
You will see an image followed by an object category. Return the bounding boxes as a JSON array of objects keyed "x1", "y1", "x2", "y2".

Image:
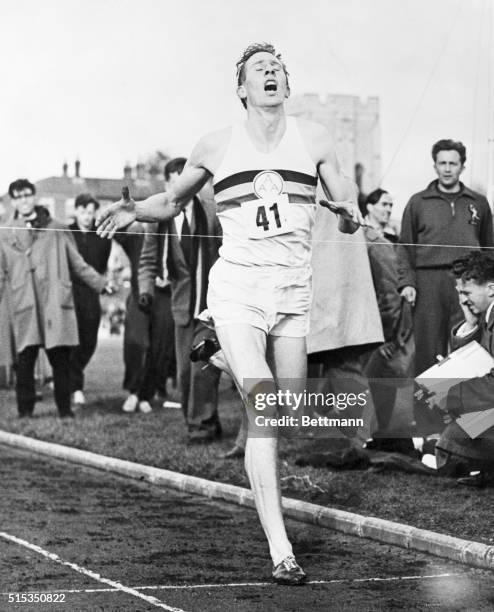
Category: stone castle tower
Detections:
[{"x1": 287, "y1": 93, "x2": 381, "y2": 196}]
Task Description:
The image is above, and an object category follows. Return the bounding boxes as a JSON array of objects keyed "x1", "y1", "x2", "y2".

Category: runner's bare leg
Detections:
[{"x1": 216, "y1": 325, "x2": 306, "y2": 566}]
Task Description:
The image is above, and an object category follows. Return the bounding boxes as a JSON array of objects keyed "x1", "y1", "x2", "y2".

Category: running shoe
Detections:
[{"x1": 272, "y1": 555, "x2": 307, "y2": 585}]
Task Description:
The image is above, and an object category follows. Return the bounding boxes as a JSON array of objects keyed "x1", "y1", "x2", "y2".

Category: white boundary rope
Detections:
[{"x1": 0, "y1": 224, "x2": 491, "y2": 250}]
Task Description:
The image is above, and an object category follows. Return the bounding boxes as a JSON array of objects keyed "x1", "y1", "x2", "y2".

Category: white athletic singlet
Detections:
[{"x1": 212, "y1": 117, "x2": 318, "y2": 267}]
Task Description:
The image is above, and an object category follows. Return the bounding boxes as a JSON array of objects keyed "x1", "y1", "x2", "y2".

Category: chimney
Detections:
[
  {"x1": 136, "y1": 162, "x2": 146, "y2": 181},
  {"x1": 62, "y1": 161, "x2": 68, "y2": 177},
  {"x1": 123, "y1": 162, "x2": 132, "y2": 180},
  {"x1": 75, "y1": 159, "x2": 81, "y2": 178},
  {"x1": 354, "y1": 163, "x2": 364, "y2": 191}
]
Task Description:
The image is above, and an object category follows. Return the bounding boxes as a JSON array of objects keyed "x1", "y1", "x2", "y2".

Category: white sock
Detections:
[{"x1": 244, "y1": 435, "x2": 293, "y2": 566}]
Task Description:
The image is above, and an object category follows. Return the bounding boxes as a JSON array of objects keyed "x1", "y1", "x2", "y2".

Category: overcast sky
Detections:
[{"x1": 1, "y1": 0, "x2": 492, "y2": 214}]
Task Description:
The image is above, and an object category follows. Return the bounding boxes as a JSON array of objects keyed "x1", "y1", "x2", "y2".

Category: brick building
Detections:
[{"x1": 2, "y1": 160, "x2": 165, "y2": 223}]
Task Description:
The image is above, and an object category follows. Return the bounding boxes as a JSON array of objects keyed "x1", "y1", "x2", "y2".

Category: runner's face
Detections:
[
  {"x1": 75, "y1": 203, "x2": 96, "y2": 230},
  {"x1": 456, "y1": 278, "x2": 493, "y2": 315},
  {"x1": 434, "y1": 150, "x2": 464, "y2": 189},
  {"x1": 238, "y1": 52, "x2": 288, "y2": 109},
  {"x1": 368, "y1": 193, "x2": 393, "y2": 226}
]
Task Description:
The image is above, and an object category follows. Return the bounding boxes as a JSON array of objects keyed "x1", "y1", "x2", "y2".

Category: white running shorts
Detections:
[{"x1": 207, "y1": 258, "x2": 312, "y2": 337}]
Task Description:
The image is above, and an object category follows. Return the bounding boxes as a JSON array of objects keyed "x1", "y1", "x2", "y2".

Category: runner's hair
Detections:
[{"x1": 236, "y1": 42, "x2": 289, "y2": 109}]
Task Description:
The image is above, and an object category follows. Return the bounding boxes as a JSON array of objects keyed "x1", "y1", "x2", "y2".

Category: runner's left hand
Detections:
[{"x1": 319, "y1": 199, "x2": 365, "y2": 234}]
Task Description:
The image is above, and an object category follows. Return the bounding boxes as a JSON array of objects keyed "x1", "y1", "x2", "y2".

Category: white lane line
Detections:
[
  {"x1": 0, "y1": 572, "x2": 465, "y2": 595},
  {"x1": 0, "y1": 532, "x2": 186, "y2": 612}
]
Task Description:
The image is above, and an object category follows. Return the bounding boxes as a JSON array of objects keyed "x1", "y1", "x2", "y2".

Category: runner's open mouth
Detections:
[{"x1": 264, "y1": 82, "x2": 278, "y2": 92}]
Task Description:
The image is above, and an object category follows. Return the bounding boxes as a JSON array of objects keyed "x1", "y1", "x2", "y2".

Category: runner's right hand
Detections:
[{"x1": 96, "y1": 187, "x2": 137, "y2": 239}]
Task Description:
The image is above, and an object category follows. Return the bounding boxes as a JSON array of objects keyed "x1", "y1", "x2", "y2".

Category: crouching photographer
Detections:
[{"x1": 432, "y1": 252, "x2": 494, "y2": 487}]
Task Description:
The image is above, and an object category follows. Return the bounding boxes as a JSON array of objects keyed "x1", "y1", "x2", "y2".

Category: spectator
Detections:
[
  {"x1": 307, "y1": 196, "x2": 384, "y2": 443},
  {"x1": 107, "y1": 214, "x2": 173, "y2": 414},
  {"x1": 362, "y1": 189, "x2": 415, "y2": 448},
  {"x1": 0, "y1": 198, "x2": 14, "y2": 378},
  {"x1": 400, "y1": 139, "x2": 493, "y2": 374},
  {"x1": 68, "y1": 193, "x2": 113, "y2": 408},
  {"x1": 138, "y1": 157, "x2": 222, "y2": 443},
  {"x1": 134, "y1": 221, "x2": 178, "y2": 411},
  {"x1": 115, "y1": 224, "x2": 152, "y2": 413},
  {"x1": 434, "y1": 251, "x2": 494, "y2": 487},
  {"x1": 361, "y1": 187, "x2": 399, "y2": 243},
  {"x1": 0, "y1": 179, "x2": 106, "y2": 418},
  {"x1": 0, "y1": 266, "x2": 14, "y2": 378}
]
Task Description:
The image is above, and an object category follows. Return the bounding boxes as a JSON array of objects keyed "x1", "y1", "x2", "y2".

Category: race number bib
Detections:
[{"x1": 241, "y1": 194, "x2": 294, "y2": 239}]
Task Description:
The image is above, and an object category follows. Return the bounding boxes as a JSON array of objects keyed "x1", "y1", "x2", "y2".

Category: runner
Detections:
[{"x1": 97, "y1": 42, "x2": 363, "y2": 585}]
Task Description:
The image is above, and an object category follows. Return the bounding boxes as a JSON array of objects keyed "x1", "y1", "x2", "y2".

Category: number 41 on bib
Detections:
[{"x1": 242, "y1": 194, "x2": 294, "y2": 239}]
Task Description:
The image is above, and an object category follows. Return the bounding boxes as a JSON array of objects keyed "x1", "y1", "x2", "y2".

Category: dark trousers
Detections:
[
  {"x1": 308, "y1": 345, "x2": 376, "y2": 441},
  {"x1": 123, "y1": 294, "x2": 149, "y2": 394},
  {"x1": 436, "y1": 422, "x2": 494, "y2": 475},
  {"x1": 69, "y1": 307, "x2": 101, "y2": 392},
  {"x1": 175, "y1": 319, "x2": 220, "y2": 434},
  {"x1": 123, "y1": 289, "x2": 176, "y2": 400},
  {"x1": 139, "y1": 287, "x2": 176, "y2": 401},
  {"x1": 414, "y1": 268, "x2": 463, "y2": 374},
  {"x1": 16, "y1": 345, "x2": 72, "y2": 416},
  {"x1": 365, "y1": 352, "x2": 400, "y2": 433}
]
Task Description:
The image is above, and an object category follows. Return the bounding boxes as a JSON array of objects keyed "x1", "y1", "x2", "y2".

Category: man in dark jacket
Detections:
[
  {"x1": 69, "y1": 192, "x2": 156, "y2": 413},
  {"x1": 138, "y1": 158, "x2": 222, "y2": 442},
  {"x1": 400, "y1": 139, "x2": 493, "y2": 374},
  {"x1": 68, "y1": 193, "x2": 113, "y2": 407},
  {"x1": 118, "y1": 212, "x2": 178, "y2": 415},
  {"x1": 434, "y1": 251, "x2": 494, "y2": 486},
  {"x1": 0, "y1": 179, "x2": 106, "y2": 418}
]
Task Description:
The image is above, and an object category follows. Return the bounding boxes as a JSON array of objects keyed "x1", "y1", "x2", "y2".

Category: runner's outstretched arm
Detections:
[
  {"x1": 301, "y1": 120, "x2": 364, "y2": 233},
  {"x1": 317, "y1": 148, "x2": 363, "y2": 234},
  {"x1": 96, "y1": 139, "x2": 212, "y2": 238}
]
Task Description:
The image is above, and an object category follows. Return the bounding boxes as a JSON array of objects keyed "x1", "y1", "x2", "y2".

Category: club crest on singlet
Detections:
[{"x1": 253, "y1": 170, "x2": 284, "y2": 199}]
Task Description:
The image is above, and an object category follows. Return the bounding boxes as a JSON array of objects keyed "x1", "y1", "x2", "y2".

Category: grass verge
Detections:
[{"x1": 1, "y1": 382, "x2": 493, "y2": 547}]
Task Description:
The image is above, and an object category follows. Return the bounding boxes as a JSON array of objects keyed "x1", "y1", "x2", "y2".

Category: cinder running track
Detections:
[{"x1": 1, "y1": 446, "x2": 493, "y2": 611}]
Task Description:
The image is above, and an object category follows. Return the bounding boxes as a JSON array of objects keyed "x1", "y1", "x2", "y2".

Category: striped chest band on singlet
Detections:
[{"x1": 213, "y1": 168, "x2": 317, "y2": 212}]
